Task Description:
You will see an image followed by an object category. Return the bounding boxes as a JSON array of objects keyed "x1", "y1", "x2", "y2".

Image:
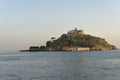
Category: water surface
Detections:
[{"x1": 0, "y1": 50, "x2": 120, "y2": 80}]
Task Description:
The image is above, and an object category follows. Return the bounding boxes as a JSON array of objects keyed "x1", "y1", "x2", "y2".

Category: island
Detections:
[{"x1": 20, "y1": 28, "x2": 116, "y2": 52}]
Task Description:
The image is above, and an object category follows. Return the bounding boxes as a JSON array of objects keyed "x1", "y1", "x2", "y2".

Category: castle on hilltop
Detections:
[
  {"x1": 67, "y1": 28, "x2": 84, "y2": 35},
  {"x1": 20, "y1": 27, "x2": 117, "y2": 52}
]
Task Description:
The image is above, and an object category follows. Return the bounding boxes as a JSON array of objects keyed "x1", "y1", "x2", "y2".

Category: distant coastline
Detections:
[{"x1": 20, "y1": 28, "x2": 116, "y2": 52}]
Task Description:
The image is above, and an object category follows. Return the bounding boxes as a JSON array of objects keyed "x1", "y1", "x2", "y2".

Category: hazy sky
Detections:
[{"x1": 0, "y1": 0, "x2": 120, "y2": 51}]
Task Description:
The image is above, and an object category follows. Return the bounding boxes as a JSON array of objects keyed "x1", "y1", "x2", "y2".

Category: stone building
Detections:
[
  {"x1": 67, "y1": 28, "x2": 84, "y2": 35},
  {"x1": 63, "y1": 47, "x2": 90, "y2": 51},
  {"x1": 29, "y1": 46, "x2": 40, "y2": 51}
]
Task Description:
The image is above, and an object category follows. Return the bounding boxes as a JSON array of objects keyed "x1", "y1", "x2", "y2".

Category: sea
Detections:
[{"x1": 0, "y1": 50, "x2": 120, "y2": 80}]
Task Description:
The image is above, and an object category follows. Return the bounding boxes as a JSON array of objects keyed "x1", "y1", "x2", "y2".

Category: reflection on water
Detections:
[
  {"x1": 0, "y1": 50, "x2": 120, "y2": 80},
  {"x1": 104, "y1": 59, "x2": 120, "y2": 64},
  {"x1": 63, "y1": 59, "x2": 85, "y2": 63}
]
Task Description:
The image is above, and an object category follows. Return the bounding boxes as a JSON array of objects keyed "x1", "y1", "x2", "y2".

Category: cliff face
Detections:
[{"x1": 46, "y1": 33, "x2": 116, "y2": 51}]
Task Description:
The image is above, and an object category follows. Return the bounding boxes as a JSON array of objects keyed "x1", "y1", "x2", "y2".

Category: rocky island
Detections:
[{"x1": 20, "y1": 28, "x2": 116, "y2": 52}]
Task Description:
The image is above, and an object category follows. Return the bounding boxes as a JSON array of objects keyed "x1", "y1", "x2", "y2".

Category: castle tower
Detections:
[
  {"x1": 67, "y1": 28, "x2": 84, "y2": 36},
  {"x1": 75, "y1": 28, "x2": 78, "y2": 35}
]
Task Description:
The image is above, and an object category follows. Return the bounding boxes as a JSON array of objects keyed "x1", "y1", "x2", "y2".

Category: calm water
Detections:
[{"x1": 0, "y1": 50, "x2": 120, "y2": 80}]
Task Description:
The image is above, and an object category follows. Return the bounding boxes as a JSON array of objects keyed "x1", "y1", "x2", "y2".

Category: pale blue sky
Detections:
[{"x1": 0, "y1": 0, "x2": 120, "y2": 51}]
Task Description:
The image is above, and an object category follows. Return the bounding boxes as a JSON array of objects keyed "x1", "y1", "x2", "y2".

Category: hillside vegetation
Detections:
[{"x1": 46, "y1": 34, "x2": 116, "y2": 50}]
